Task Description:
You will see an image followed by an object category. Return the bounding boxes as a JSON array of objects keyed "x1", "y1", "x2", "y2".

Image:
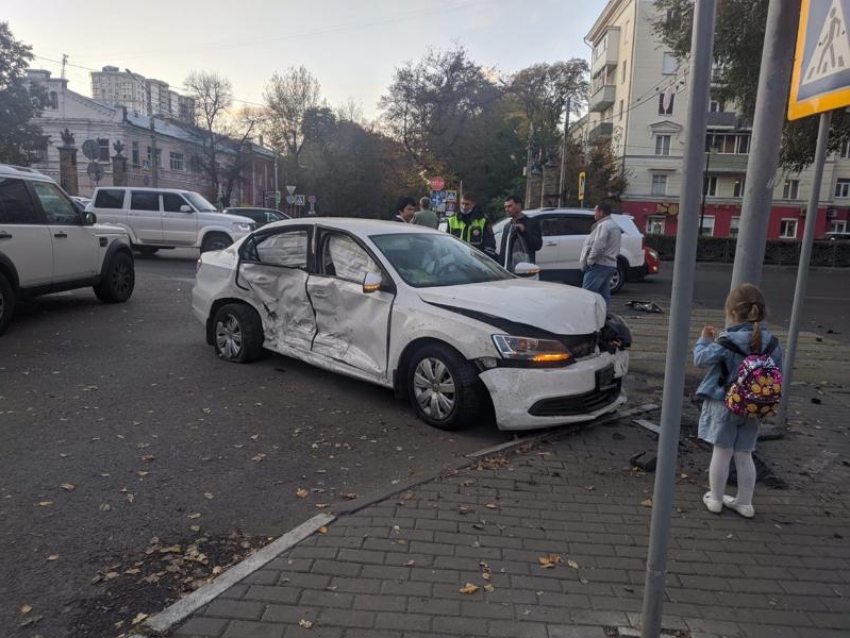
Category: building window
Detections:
[
  {"x1": 733, "y1": 177, "x2": 746, "y2": 198},
  {"x1": 709, "y1": 100, "x2": 724, "y2": 112},
  {"x1": 646, "y1": 216, "x2": 665, "y2": 234},
  {"x1": 622, "y1": 60, "x2": 628, "y2": 83},
  {"x1": 841, "y1": 139, "x2": 850, "y2": 158},
  {"x1": 700, "y1": 216, "x2": 715, "y2": 236},
  {"x1": 729, "y1": 217, "x2": 741, "y2": 237},
  {"x1": 34, "y1": 136, "x2": 49, "y2": 163},
  {"x1": 737, "y1": 135, "x2": 750, "y2": 154},
  {"x1": 49, "y1": 91, "x2": 58, "y2": 109},
  {"x1": 655, "y1": 135, "x2": 671, "y2": 156},
  {"x1": 835, "y1": 178, "x2": 850, "y2": 198},
  {"x1": 662, "y1": 52, "x2": 678, "y2": 75},
  {"x1": 780, "y1": 219, "x2": 798, "y2": 238},
  {"x1": 783, "y1": 179, "x2": 800, "y2": 200},
  {"x1": 131, "y1": 141, "x2": 140, "y2": 166},
  {"x1": 169, "y1": 152, "x2": 184, "y2": 171},
  {"x1": 830, "y1": 220, "x2": 847, "y2": 233},
  {"x1": 189, "y1": 154, "x2": 202, "y2": 173},
  {"x1": 146, "y1": 146, "x2": 162, "y2": 168},
  {"x1": 651, "y1": 174, "x2": 668, "y2": 196},
  {"x1": 98, "y1": 138, "x2": 110, "y2": 162},
  {"x1": 703, "y1": 176, "x2": 718, "y2": 196},
  {"x1": 658, "y1": 92, "x2": 675, "y2": 115}
]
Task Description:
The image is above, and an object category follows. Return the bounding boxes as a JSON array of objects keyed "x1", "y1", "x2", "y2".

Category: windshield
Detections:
[
  {"x1": 371, "y1": 233, "x2": 511, "y2": 288},
  {"x1": 184, "y1": 192, "x2": 217, "y2": 212}
]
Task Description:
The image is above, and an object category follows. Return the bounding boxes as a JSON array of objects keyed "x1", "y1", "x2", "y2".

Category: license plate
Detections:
[{"x1": 596, "y1": 364, "x2": 617, "y2": 391}]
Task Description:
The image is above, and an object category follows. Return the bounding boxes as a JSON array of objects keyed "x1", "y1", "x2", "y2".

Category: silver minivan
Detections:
[{"x1": 88, "y1": 187, "x2": 254, "y2": 254}]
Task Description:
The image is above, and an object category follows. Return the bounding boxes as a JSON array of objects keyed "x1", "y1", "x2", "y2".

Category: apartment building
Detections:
[
  {"x1": 91, "y1": 66, "x2": 196, "y2": 125},
  {"x1": 578, "y1": 0, "x2": 849, "y2": 239}
]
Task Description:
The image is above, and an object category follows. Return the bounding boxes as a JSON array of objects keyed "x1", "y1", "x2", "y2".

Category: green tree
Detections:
[
  {"x1": 0, "y1": 22, "x2": 48, "y2": 165},
  {"x1": 651, "y1": 0, "x2": 850, "y2": 171},
  {"x1": 560, "y1": 137, "x2": 628, "y2": 208}
]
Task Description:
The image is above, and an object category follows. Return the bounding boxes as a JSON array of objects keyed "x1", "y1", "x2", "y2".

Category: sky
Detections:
[{"x1": 6, "y1": 0, "x2": 609, "y2": 119}]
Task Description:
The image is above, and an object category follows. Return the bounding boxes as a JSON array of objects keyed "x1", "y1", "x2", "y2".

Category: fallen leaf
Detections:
[
  {"x1": 252, "y1": 453, "x2": 266, "y2": 462},
  {"x1": 341, "y1": 492, "x2": 357, "y2": 500},
  {"x1": 483, "y1": 583, "x2": 495, "y2": 592},
  {"x1": 104, "y1": 571, "x2": 120, "y2": 580},
  {"x1": 318, "y1": 526, "x2": 328, "y2": 534},
  {"x1": 189, "y1": 525, "x2": 201, "y2": 532},
  {"x1": 580, "y1": 577, "x2": 590, "y2": 585},
  {"x1": 126, "y1": 493, "x2": 135, "y2": 504},
  {"x1": 124, "y1": 568, "x2": 141, "y2": 575},
  {"x1": 250, "y1": 434, "x2": 260, "y2": 440},
  {"x1": 187, "y1": 513, "x2": 201, "y2": 519},
  {"x1": 159, "y1": 544, "x2": 181, "y2": 554},
  {"x1": 37, "y1": 501, "x2": 52, "y2": 507},
  {"x1": 132, "y1": 612, "x2": 148, "y2": 625},
  {"x1": 20, "y1": 604, "x2": 32, "y2": 614},
  {"x1": 459, "y1": 583, "x2": 479, "y2": 594},
  {"x1": 141, "y1": 455, "x2": 155, "y2": 462},
  {"x1": 299, "y1": 619, "x2": 313, "y2": 629},
  {"x1": 60, "y1": 483, "x2": 75, "y2": 491},
  {"x1": 202, "y1": 408, "x2": 212, "y2": 415},
  {"x1": 538, "y1": 554, "x2": 562, "y2": 569},
  {"x1": 203, "y1": 492, "x2": 214, "y2": 500},
  {"x1": 100, "y1": 503, "x2": 112, "y2": 512},
  {"x1": 47, "y1": 555, "x2": 59, "y2": 561},
  {"x1": 567, "y1": 559, "x2": 579, "y2": 570},
  {"x1": 315, "y1": 503, "x2": 329, "y2": 509},
  {"x1": 296, "y1": 488, "x2": 309, "y2": 499},
  {"x1": 136, "y1": 471, "x2": 150, "y2": 477},
  {"x1": 640, "y1": 498, "x2": 653, "y2": 508},
  {"x1": 485, "y1": 503, "x2": 497, "y2": 509}
]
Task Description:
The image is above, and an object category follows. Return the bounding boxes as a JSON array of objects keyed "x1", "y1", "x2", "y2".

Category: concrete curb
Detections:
[
  {"x1": 133, "y1": 403, "x2": 659, "y2": 636},
  {"x1": 139, "y1": 512, "x2": 334, "y2": 636}
]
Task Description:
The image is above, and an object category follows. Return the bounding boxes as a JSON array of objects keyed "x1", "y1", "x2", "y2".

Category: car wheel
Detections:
[
  {"x1": 213, "y1": 303, "x2": 263, "y2": 363},
  {"x1": 136, "y1": 246, "x2": 159, "y2": 256},
  {"x1": 94, "y1": 252, "x2": 135, "y2": 303},
  {"x1": 201, "y1": 233, "x2": 232, "y2": 253},
  {"x1": 610, "y1": 259, "x2": 627, "y2": 295},
  {"x1": 407, "y1": 343, "x2": 480, "y2": 430},
  {"x1": 0, "y1": 272, "x2": 16, "y2": 336}
]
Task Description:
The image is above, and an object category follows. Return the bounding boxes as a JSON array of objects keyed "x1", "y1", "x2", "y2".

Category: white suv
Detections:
[
  {"x1": 0, "y1": 165, "x2": 135, "y2": 335},
  {"x1": 88, "y1": 187, "x2": 255, "y2": 254},
  {"x1": 493, "y1": 208, "x2": 646, "y2": 293}
]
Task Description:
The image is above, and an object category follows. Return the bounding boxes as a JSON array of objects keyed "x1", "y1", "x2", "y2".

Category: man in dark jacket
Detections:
[
  {"x1": 503, "y1": 195, "x2": 543, "y2": 262},
  {"x1": 446, "y1": 193, "x2": 497, "y2": 258},
  {"x1": 392, "y1": 197, "x2": 416, "y2": 223}
]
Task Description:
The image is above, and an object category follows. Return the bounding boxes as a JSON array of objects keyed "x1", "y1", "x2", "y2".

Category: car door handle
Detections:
[
  {"x1": 54, "y1": 232, "x2": 68, "y2": 238},
  {"x1": 545, "y1": 241, "x2": 558, "y2": 247},
  {"x1": 0, "y1": 232, "x2": 12, "y2": 240}
]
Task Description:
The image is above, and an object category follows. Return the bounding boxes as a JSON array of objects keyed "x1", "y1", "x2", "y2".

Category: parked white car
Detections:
[
  {"x1": 87, "y1": 187, "x2": 255, "y2": 254},
  {"x1": 0, "y1": 165, "x2": 135, "y2": 335},
  {"x1": 192, "y1": 218, "x2": 630, "y2": 431},
  {"x1": 493, "y1": 208, "x2": 646, "y2": 293}
]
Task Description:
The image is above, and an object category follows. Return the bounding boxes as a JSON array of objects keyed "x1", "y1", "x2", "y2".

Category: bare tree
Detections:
[
  {"x1": 184, "y1": 71, "x2": 234, "y2": 201},
  {"x1": 263, "y1": 66, "x2": 321, "y2": 176}
]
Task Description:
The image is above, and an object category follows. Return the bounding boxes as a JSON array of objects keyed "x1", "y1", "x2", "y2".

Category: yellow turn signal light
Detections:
[{"x1": 531, "y1": 353, "x2": 572, "y2": 363}]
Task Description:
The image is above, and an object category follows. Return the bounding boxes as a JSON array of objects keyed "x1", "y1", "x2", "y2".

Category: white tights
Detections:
[{"x1": 709, "y1": 446, "x2": 756, "y2": 506}]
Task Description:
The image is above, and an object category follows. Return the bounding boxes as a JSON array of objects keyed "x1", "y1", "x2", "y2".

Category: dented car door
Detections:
[
  {"x1": 238, "y1": 226, "x2": 316, "y2": 352},
  {"x1": 307, "y1": 231, "x2": 394, "y2": 378}
]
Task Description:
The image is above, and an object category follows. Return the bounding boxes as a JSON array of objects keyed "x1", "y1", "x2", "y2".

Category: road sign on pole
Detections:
[
  {"x1": 789, "y1": 0, "x2": 850, "y2": 119},
  {"x1": 286, "y1": 195, "x2": 296, "y2": 205},
  {"x1": 295, "y1": 194, "x2": 306, "y2": 206},
  {"x1": 275, "y1": 190, "x2": 282, "y2": 204},
  {"x1": 429, "y1": 176, "x2": 445, "y2": 192},
  {"x1": 577, "y1": 171, "x2": 586, "y2": 203},
  {"x1": 286, "y1": 185, "x2": 296, "y2": 195}
]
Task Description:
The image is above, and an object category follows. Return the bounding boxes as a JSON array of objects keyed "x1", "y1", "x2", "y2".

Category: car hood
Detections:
[{"x1": 418, "y1": 279, "x2": 606, "y2": 334}]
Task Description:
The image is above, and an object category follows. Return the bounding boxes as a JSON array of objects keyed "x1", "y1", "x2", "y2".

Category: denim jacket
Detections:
[{"x1": 693, "y1": 322, "x2": 784, "y2": 401}]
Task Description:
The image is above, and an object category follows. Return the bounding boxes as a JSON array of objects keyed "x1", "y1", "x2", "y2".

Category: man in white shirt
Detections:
[{"x1": 579, "y1": 203, "x2": 622, "y2": 310}]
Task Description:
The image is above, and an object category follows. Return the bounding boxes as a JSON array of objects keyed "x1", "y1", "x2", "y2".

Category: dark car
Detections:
[
  {"x1": 224, "y1": 207, "x2": 290, "y2": 228},
  {"x1": 820, "y1": 231, "x2": 850, "y2": 241}
]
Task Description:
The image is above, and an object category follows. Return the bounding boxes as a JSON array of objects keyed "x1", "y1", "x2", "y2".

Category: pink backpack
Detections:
[{"x1": 717, "y1": 335, "x2": 782, "y2": 419}]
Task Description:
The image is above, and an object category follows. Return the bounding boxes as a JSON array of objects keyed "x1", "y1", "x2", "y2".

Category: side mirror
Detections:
[
  {"x1": 363, "y1": 272, "x2": 383, "y2": 293},
  {"x1": 84, "y1": 212, "x2": 97, "y2": 225},
  {"x1": 180, "y1": 204, "x2": 193, "y2": 213},
  {"x1": 514, "y1": 262, "x2": 541, "y2": 278}
]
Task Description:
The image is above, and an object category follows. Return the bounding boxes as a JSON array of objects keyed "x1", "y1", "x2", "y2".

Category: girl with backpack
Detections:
[{"x1": 694, "y1": 284, "x2": 784, "y2": 518}]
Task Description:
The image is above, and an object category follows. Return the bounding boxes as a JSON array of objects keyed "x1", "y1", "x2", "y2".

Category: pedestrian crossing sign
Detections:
[{"x1": 789, "y1": 0, "x2": 850, "y2": 120}]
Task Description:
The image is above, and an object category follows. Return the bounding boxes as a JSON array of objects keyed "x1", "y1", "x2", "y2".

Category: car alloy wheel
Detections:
[
  {"x1": 215, "y1": 313, "x2": 243, "y2": 359},
  {"x1": 209, "y1": 238, "x2": 229, "y2": 251},
  {"x1": 412, "y1": 357, "x2": 457, "y2": 421},
  {"x1": 110, "y1": 260, "x2": 132, "y2": 296}
]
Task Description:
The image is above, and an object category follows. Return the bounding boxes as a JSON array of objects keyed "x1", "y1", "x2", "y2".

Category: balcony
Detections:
[
  {"x1": 706, "y1": 111, "x2": 737, "y2": 128},
  {"x1": 587, "y1": 122, "x2": 613, "y2": 144},
  {"x1": 591, "y1": 28, "x2": 620, "y2": 78},
  {"x1": 588, "y1": 85, "x2": 616, "y2": 113},
  {"x1": 705, "y1": 153, "x2": 748, "y2": 173}
]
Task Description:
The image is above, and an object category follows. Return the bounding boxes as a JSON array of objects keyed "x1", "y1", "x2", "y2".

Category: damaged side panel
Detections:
[{"x1": 238, "y1": 263, "x2": 316, "y2": 352}]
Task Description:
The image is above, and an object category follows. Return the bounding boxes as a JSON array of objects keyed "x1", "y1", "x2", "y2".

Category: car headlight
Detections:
[
  {"x1": 492, "y1": 335, "x2": 573, "y2": 366},
  {"x1": 231, "y1": 222, "x2": 253, "y2": 232}
]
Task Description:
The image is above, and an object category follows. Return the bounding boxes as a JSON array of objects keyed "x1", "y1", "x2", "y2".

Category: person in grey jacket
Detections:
[
  {"x1": 412, "y1": 197, "x2": 439, "y2": 229},
  {"x1": 579, "y1": 203, "x2": 621, "y2": 309}
]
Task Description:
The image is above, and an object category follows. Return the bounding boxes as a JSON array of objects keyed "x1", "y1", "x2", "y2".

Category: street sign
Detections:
[
  {"x1": 295, "y1": 194, "x2": 306, "y2": 206},
  {"x1": 430, "y1": 176, "x2": 445, "y2": 191},
  {"x1": 307, "y1": 195, "x2": 317, "y2": 204},
  {"x1": 789, "y1": 0, "x2": 850, "y2": 120},
  {"x1": 578, "y1": 171, "x2": 586, "y2": 202},
  {"x1": 286, "y1": 185, "x2": 296, "y2": 195},
  {"x1": 430, "y1": 190, "x2": 447, "y2": 212},
  {"x1": 82, "y1": 139, "x2": 100, "y2": 161},
  {"x1": 286, "y1": 195, "x2": 296, "y2": 205},
  {"x1": 445, "y1": 190, "x2": 457, "y2": 202},
  {"x1": 86, "y1": 162, "x2": 104, "y2": 183},
  {"x1": 275, "y1": 190, "x2": 281, "y2": 204},
  {"x1": 445, "y1": 202, "x2": 456, "y2": 213}
]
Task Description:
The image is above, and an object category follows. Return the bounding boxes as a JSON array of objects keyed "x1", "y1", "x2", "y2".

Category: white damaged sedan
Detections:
[{"x1": 192, "y1": 218, "x2": 630, "y2": 431}]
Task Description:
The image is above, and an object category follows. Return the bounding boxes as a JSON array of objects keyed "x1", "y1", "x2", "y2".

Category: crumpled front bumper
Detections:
[{"x1": 479, "y1": 351, "x2": 629, "y2": 431}]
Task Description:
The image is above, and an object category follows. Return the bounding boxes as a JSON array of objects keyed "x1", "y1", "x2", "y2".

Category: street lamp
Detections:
[{"x1": 125, "y1": 68, "x2": 158, "y2": 187}]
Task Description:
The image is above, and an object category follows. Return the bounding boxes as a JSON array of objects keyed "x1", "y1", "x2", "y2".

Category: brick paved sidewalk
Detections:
[{"x1": 167, "y1": 387, "x2": 850, "y2": 638}]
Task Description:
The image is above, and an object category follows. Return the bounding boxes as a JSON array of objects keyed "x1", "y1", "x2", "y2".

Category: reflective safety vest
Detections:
[{"x1": 447, "y1": 214, "x2": 487, "y2": 247}]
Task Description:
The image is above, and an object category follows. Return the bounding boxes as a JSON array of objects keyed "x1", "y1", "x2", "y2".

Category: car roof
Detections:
[
  {"x1": 95, "y1": 186, "x2": 197, "y2": 194},
  {"x1": 523, "y1": 207, "x2": 596, "y2": 217},
  {"x1": 261, "y1": 217, "x2": 443, "y2": 235},
  {"x1": 0, "y1": 164, "x2": 56, "y2": 184}
]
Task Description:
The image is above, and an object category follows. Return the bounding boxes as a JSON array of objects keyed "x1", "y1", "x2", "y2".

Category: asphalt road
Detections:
[{"x1": 1, "y1": 251, "x2": 848, "y2": 637}]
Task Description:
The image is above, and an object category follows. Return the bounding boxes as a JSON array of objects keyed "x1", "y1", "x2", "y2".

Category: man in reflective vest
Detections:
[{"x1": 446, "y1": 193, "x2": 497, "y2": 258}]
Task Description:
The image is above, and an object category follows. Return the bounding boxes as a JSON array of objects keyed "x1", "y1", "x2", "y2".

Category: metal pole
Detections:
[
  {"x1": 524, "y1": 123, "x2": 534, "y2": 206},
  {"x1": 558, "y1": 96, "x2": 572, "y2": 207},
  {"x1": 274, "y1": 154, "x2": 279, "y2": 211},
  {"x1": 775, "y1": 110, "x2": 832, "y2": 429},
  {"x1": 730, "y1": 0, "x2": 801, "y2": 289},
  {"x1": 149, "y1": 86, "x2": 158, "y2": 187},
  {"x1": 640, "y1": 1, "x2": 717, "y2": 636},
  {"x1": 700, "y1": 150, "x2": 711, "y2": 235}
]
